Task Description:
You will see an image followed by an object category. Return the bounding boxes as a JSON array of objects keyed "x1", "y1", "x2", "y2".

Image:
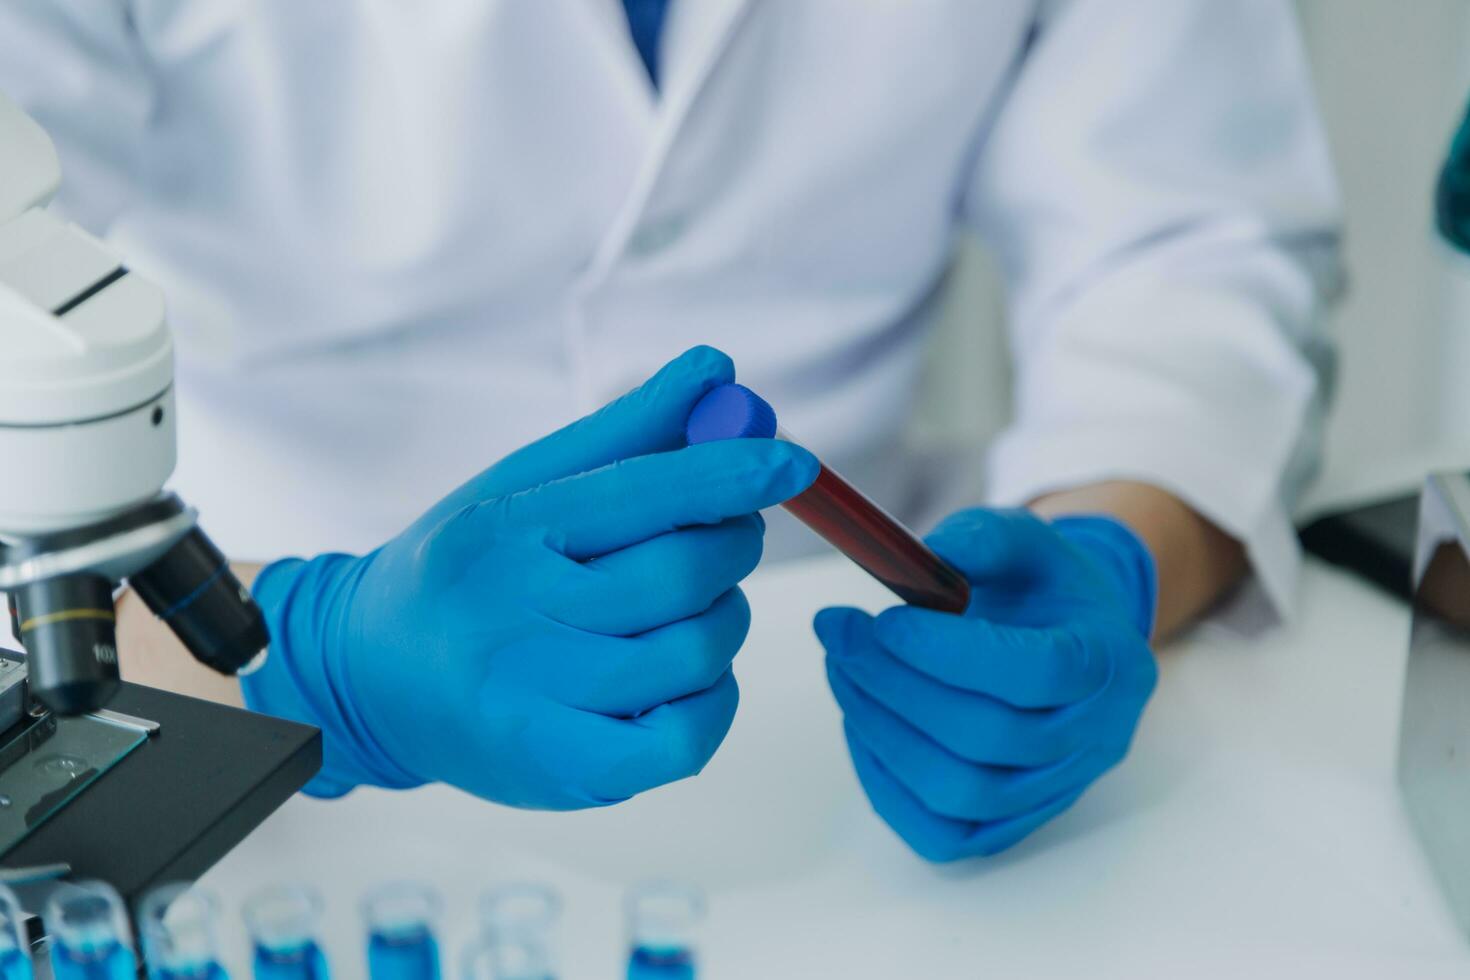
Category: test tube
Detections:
[
  {"x1": 138, "y1": 883, "x2": 229, "y2": 980},
  {"x1": 45, "y1": 880, "x2": 137, "y2": 980},
  {"x1": 362, "y1": 882, "x2": 441, "y2": 980},
  {"x1": 624, "y1": 880, "x2": 704, "y2": 980},
  {"x1": 0, "y1": 885, "x2": 32, "y2": 980},
  {"x1": 462, "y1": 884, "x2": 559, "y2": 980},
  {"x1": 243, "y1": 884, "x2": 330, "y2": 980},
  {"x1": 686, "y1": 384, "x2": 971, "y2": 613}
]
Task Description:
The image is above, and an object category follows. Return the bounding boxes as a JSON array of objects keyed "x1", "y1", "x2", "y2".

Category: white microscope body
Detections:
[
  {"x1": 0, "y1": 92, "x2": 174, "y2": 537},
  {"x1": 0, "y1": 92, "x2": 266, "y2": 715}
]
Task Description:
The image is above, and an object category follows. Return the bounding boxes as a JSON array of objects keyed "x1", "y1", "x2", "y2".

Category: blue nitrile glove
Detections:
[
  {"x1": 817, "y1": 508, "x2": 1158, "y2": 861},
  {"x1": 1438, "y1": 96, "x2": 1470, "y2": 253},
  {"x1": 244, "y1": 346, "x2": 819, "y2": 807}
]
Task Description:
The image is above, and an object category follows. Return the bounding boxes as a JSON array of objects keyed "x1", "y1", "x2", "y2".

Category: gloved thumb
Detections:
[{"x1": 461, "y1": 345, "x2": 735, "y2": 503}]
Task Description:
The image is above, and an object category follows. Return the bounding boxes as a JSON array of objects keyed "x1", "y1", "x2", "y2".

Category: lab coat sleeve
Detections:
[
  {"x1": 0, "y1": 1, "x2": 155, "y2": 233},
  {"x1": 963, "y1": 0, "x2": 1343, "y2": 621}
]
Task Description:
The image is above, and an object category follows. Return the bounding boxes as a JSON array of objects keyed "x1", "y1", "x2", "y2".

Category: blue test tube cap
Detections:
[{"x1": 686, "y1": 383, "x2": 778, "y2": 445}]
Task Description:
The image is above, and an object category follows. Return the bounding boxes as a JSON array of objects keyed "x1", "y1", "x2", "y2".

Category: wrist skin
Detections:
[{"x1": 1030, "y1": 480, "x2": 1246, "y2": 642}]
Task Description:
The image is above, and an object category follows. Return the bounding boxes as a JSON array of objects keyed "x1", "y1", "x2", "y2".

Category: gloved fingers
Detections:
[
  {"x1": 846, "y1": 734, "x2": 1085, "y2": 862},
  {"x1": 830, "y1": 665, "x2": 1117, "y2": 823},
  {"x1": 870, "y1": 606, "x2": 1109, "y2": 708},
  {"x1": 550, "y1": 588, "x2": 751, "y2": 717},
  {"x1": 924, "y1": 508, "x2": 1071, "y2": 589},
  {"x1": 565, "y1": 670, "x2": 741, "y2": 802},
  {"x1": 450, "y1": 346, "x2": 735, "y2": 505},
  {"x1": 540, "y1": 516, "x2": 764, "y2": 635},
  {"x1": 496, "y1": 438, "x2": 818, "y2": 560},
  {"x1": 815, "y1": 607, "x2": 1084, "y2": 768}
]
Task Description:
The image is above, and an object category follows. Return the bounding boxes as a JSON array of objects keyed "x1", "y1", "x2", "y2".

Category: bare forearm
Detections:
[
  {"x1": 116, "y1": 561, "x2": 262, "y2": 706},
  {"x1": 1030, "y1": 481, "x2": 1246, "y2": 642}
]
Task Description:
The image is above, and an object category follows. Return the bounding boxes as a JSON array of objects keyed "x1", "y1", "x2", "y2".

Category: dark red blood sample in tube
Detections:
[
  {"x1": 782, "y1": 462, "x2": 971, "y2": 612},
  {"x1": 686, "y1": 384, "x2": 971, "y2": 613}
]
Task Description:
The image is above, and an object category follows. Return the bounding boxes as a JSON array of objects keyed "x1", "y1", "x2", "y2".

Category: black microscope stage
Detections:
[{"x1": 1, "y1": 682, "x2": 320, "y2": 902}]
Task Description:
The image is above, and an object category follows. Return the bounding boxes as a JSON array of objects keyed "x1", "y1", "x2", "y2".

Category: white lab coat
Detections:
[{"x1": 0, "y1": 0, "x2": 1341, "y2": 617}]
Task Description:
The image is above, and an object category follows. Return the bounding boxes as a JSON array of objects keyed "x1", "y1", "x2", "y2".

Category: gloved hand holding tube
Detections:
[
  {"x1": 818, "y1": 510, "x2": 1158, "y2": 861},
  {"x1": 242, "y1": 346, "x2": 819, "y2": 807},
  {"x1": 687, "y1": 383, "x2": 1158, "y2": 861}
]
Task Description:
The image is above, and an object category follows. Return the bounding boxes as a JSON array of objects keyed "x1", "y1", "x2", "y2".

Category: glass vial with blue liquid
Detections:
[
  {"x1": 362, "y1": 882, "x2": 440, "y2": 980},
  {"x1": 461, "y1": 884, "x2": 560, "y2": 980},
  {"x1": 0, "y1": 885, "x2": 32, "y2": 980},
  {"x1": 46, "y1": 880, "x2": 137, "y2": 980},
  {"x1": 139, "y1": 883, "x2": 230, "y2": 980},
  {"x1": 244, "y1": 884, "x2": 330, "y2": 980},
  {"x1": 625, "y1": 880, "x2": 704, "y2": 980}
]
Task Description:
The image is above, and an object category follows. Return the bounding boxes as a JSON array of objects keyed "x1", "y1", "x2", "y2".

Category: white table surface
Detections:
[{"x1": 203, "y1": 554, "x2": 1470, "y2": 979}]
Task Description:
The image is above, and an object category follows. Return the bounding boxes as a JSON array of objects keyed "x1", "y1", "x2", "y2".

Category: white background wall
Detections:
[{"x1": 919, "y1": 0, "x2": 1470, "y2": 513}]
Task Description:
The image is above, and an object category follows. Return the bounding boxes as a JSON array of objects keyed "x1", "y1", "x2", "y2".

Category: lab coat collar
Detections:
[
  {"x1": 578, "y1": 0, "x2": 756, "y2": 285},
  {"x1": 659, "y1": 0, "x2": 755, "y2": 114},
  {"x1": 581, "y1": 0, "x2": 754, "y2": 119}
]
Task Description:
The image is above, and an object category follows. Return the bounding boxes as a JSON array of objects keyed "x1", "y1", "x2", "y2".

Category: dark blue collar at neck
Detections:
[{"x1": 622, "y1": 0, "x2": 671, "y2": 89}]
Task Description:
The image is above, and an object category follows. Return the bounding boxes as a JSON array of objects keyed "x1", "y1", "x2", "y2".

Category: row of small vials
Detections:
[{"x1": 1, "y1": 875, "x2": 704, "y2": 979}]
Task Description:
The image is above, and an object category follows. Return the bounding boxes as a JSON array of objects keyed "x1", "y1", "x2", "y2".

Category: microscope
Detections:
[
  {"x1": 0, "y1": 93, "x2": 318, "y2": 906},
  {"x1": 0, "y1": 100, "x2": 266, "y2": 715}
]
